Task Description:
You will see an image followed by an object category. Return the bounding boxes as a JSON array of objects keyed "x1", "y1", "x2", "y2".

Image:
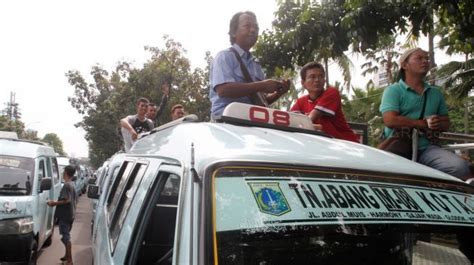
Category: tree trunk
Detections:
[
  {"x1": 428, "y1": 9, "x2": 436, "y2": 85},
  {"x1": 428, "y1": 31, "x2": 435, "y2": 70},
  {"x1": 385, "y1": 51, "x2": 393, "y2": 83},
  {"x1": 324, "y1": 57, "x2": 329, "y2": 87},
  {"x1": 464, "y1": 101, "x2": 469, "y2": 134},
  {"x1": 464, "y1": 53, "x2": 469, "y2": 134}
]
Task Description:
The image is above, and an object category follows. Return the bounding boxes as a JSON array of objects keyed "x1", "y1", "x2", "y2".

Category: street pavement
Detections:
[{"x1": 37, "y1": 194, "x2": 93, "y2": 265}]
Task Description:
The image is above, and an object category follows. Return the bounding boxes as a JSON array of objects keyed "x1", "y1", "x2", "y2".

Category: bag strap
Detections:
[
  {"x1": 382, "y1": 85, "x2": 428, "y2": 139},
  {"x1": 229, "y1": 47, "x2": 269, "y2": 107},
  {"x1": 230, "y1": 47, "x2": 253, "y2": 83},
  {"x1": 418, "y1": 90, "x2": 428, "y2": 119}
]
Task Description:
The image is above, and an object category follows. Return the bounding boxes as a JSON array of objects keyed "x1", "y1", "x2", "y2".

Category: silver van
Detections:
[
  {"x1": 88, "y1": 152, "x2": 125, "y2": 237},
  {"x1": 90, "y1": 103, "x2": 474, "y2": 265},
  {"x1": 0, "y1": 136, "x2": 61, "y2": 264}
]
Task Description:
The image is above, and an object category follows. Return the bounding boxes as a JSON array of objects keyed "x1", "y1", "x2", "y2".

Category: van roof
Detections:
[
  {"x1": 130, "y1": 121, "x2": 459, "y2": 182},
  {"x1": 0, "y1": 138, "x2": 56, "y2": 158}
]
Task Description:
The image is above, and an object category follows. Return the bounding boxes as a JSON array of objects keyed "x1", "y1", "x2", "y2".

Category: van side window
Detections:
[
  {"x1": 106, "y1": 161, "x2": 134, "y2": 221},
  {"x1": 37, "y1": 160, "x2": 45, "y2": 192},
  {"x1": 51, "y1": 158, "x2": 59, "y2": 181},
  {"x1": 132, "y1": 173, "x2": 181, "y2": 265},
  {"x1": 109, "y1": 162, "x2": 148, "y2": 253},
  {"x1": 45, "y1": 157, "x2": 52, "y2": 178}
]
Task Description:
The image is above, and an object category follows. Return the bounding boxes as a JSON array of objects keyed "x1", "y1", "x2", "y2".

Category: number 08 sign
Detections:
[{"x1": 221, "y1": 103, "x2": 314, "y2": 131}]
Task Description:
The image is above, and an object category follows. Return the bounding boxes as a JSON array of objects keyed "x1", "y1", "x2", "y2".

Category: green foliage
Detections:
[
  {"x1": 360, "y1": 35, "x2": 401, "y2": 85},
  {"x1": 42, "y1": 133, "x2": 66, "y2": 156},
  {"x1": 22, "y1": 129, "x2": 40, "y2": 141},
  {"x1": 1, "y1": 101, "x2": 39, "y2": 140},
  {"x1": 67, "y1": 36, "x2": 210, "y2": 167},
  {"x1": 437, "y1": 1, "x2": 474, "y2": 55},
  {"x1": 2, "y1": 101, "x2": 21, "y2": 121},
  {"x1": 255, "y1": 0, "x2": 353, "y2": 88},
  {"x1": 432, "y1": 58, "x2": 474, "y2": 99},
  {"x1": 0, "y1": 115, "x2": 24, "y2": 136},
  {"x1": 446, "y1": 97, "x2": 474, "y2": 135},
  {"x1": 256, "y1": 0, "x2": 473, "y2": 91},
  {"x1": 342, "y1": 86, "x2": 385, "y2": 146}
]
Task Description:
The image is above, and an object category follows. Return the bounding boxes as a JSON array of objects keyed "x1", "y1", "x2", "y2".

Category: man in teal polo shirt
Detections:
[{"x1": 379, "y1": 47, "x2": 470, "y2": 179}]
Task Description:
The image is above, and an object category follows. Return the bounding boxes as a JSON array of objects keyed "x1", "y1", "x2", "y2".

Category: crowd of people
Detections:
[
  {"x1": 119, "y1": 83, "x2": 185, "y2": 151},
  {"x1": 120, "y1": 10, "x2": 471, "y2": 181}
]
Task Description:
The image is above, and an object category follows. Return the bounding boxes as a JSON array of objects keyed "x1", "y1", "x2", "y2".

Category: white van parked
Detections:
[
  {"x1": 90, "y1": 103, "x2": 474, "y2": 265},
  {"x1": 0, "y1": 135, "x2": 61, "y2": 264}
]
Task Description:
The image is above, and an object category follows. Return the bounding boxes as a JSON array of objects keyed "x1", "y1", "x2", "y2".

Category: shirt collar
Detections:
[
  {"x1": 232, "y1": 44, "x2": 253, "y2": 60},
  {"x1": 398, "y1": 79, "x2": 431, "y2": 93}
]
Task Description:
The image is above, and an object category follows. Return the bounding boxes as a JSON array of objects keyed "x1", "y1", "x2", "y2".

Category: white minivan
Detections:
[
  {"x1": 0, "y1": 136, "x2": 61, "y2": 264},
  {"x1": 90, "y1": 103, "x2": 474, "y2": 265}
]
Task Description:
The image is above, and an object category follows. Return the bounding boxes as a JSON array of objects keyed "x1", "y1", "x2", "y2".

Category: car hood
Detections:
[{"x1": 0, "y1": 196, "x2": 32, "y2": 219}]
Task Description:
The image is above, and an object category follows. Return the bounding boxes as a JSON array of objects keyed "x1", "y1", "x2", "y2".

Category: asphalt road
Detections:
[{"x1": 37, "y1": 194, "x2": 93, "y2": 265}]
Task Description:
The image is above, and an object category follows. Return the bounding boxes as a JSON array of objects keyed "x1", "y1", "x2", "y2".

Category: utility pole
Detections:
[
  {"x1": 6, "y1": 92, "x2": 20, "y2": 121},
  {"x1": 7, "y1": 92, "x2": 15, "y2": 120}
]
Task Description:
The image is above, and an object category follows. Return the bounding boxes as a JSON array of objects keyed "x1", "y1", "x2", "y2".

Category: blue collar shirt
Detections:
[{"x1": 209, "y1": 43, "x2": 265, "y2": 119}]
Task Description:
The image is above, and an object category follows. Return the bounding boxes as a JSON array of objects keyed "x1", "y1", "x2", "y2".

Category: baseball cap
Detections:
[
  {"x1": 399, "y1": 47, "x2": 425, "y2": 65},
  {"x1": 397, "y1": 47, "x2": 426, "y2": 80}
]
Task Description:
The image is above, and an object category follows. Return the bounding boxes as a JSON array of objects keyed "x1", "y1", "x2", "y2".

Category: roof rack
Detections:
[
  {"x1": 142, "y1": 114, "x2": 200, "y2": 138},
  {"x1": 0, "y1": 137, "x2": 49, "y2": 146}
]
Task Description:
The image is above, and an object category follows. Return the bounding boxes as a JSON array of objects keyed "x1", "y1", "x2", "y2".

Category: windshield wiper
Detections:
[
  {"x1": 2, "y1": 182, "x2": 20, "y2": 189},
  {"x1": 0, "y1": 189, "x2": 28, "y2": 195}
]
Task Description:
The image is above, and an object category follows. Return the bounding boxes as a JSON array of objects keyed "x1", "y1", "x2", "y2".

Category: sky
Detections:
[
  {"x1": 0, "y1": 0, "x2": 278, "y2": 158},
  {"x1": 0, "y1": 0, "x2": 464, "y2": 158}
]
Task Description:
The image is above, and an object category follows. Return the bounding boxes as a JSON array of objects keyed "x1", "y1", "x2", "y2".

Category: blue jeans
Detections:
[
  {"x1": 58, "y1": 219, "x2": 73, "y2": 245},
  {"x1": 418, "y1": 145, "x2": 470, "y2": 179}
]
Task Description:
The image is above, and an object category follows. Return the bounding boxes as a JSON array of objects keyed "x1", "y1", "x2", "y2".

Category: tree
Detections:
[
  {"x1": 67, "y1": 36, "x2": 210, "y2": 167},
  {"x1": 22, "y1": 129, "x2": 40, "y2": 141},
  {"x1": 42, "y1": 133, "x2": 66, "y2": 156},
  {"x1": 445, "y1": 96, "x2": 474, "y2": 135},
  {"x1": 342, "y1": 85, "x2": 385, "y2": 146},
  {"x1": 436, "y1": 1, "x2": 474, "y2": 56},
  {"x1": 67, "y1": 63, "x2": 124, "y2": 167},
  {"x1": 0, "y1": 98, "x2": 39, "y2": 139},
  {"x1": 255, "y1": 0, "x2": 353, "y2": 90},
  {"x1": 433, "y1": 58, "x2": 474, "y2": 99},
  {"x1": 360, "y1": 36, "x2": 401, "y2": 85},
  {"x1": 0, "y1": 115, "x2": 24, "y2": 136}
]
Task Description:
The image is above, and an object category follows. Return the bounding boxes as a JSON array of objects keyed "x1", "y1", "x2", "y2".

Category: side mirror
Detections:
[
  {"x1": 88, "y1": 177, "x2": 97, "y2": 184},
  {"x1": 87, "y1": 185, "x2": 100, "y2": 199},
  {"x1": 40, "y1": 178, "x2": 52, "y2": 192}
]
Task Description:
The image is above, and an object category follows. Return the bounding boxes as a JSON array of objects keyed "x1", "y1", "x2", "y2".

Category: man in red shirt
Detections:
[{"x1": 291, "y1": 62, "x2": 359, "y2": 143}]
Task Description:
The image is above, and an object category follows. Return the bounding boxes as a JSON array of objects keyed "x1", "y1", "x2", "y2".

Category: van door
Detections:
[
  {"x1": 44, "y1": 157, "x2": 57, "y2": 232},
  {"x1": 36, "y1": 158, "x2": 49, "y2": 246},
  {"x1": 125, "y1": 165, "x2": 182, "y2": 265},
  {"x1": 51, "y1": 157, "x2": 61, "y2": 196}
]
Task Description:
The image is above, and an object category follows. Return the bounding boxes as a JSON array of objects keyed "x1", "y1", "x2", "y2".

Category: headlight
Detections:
[{"x1": 0, "y1": 217, "x2": 34, "y2": 234}]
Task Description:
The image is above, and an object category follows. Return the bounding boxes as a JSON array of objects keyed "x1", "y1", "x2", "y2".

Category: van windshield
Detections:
[
  {"x1": 0, "y1": 155, "x2": 35, "y2": 195},
  {"x1": 212, "y1": 167, "x2": 474, "y2": 265}
]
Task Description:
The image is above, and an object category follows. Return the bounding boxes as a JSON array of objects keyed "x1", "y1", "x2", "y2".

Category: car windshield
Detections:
[
  {"x1": 0, "y1": 155, "x2": 35, "y2": 195},
  {"x1": 212, "y1": 167, "x2": 474, "y2": 265}
]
